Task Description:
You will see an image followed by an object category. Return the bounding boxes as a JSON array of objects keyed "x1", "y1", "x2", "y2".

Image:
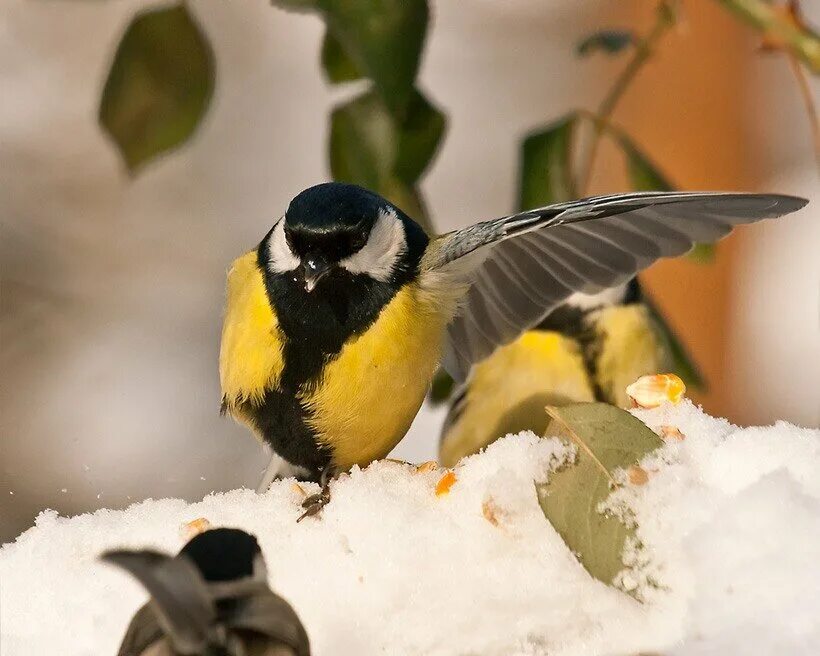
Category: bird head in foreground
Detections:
[
  {"x1": 102, "y1": 528, "x2": 310, "y2": 656},
  {"x1": 270, "y1": 183, "x2": 428, "y2": 294},
  {"x1": 219, "y1": 182, "x2": 807, "y2": 484}
]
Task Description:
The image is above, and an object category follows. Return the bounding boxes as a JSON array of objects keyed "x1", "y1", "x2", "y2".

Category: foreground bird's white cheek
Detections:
[{"x1": 267, "y1": 218, "x2": 301, "y2": 273}]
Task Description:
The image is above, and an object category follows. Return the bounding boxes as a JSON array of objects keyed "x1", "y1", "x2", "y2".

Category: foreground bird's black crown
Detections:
[{"x1": 285, "y1": 182, "x2": 391, "y2": 233}]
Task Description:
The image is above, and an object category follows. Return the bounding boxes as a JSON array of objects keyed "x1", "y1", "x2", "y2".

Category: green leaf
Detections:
[
  {"x1": 329, "y1": 88, "x2": 445, "y2": 231},
  {"x1": 617, "y1": 133, "x2": 674, "y2": 192},
  {"x1": 536, "y1": 403, "x2": 663, "y2": 586},
  {"x1": 519, "y1": 113, "x2": 579, "y2": 211},
  {"x1": 657, "y1": 0, "x2": 680, "y2": 27},
  {"x1": 271, "y1": 0, "x2": 318, "y2": 9},
  {"x1": 576, "y1": 30, "x2": 636, "y2": 57},
  {"x1": 643, "y1": 294, "x2": 706, "y2": 390},
  {"x1": 321, "y1": 29, "x2": 363, "y2": 83},
  {"x1": 686, "y1": 242, "x2": 716, "y2": 264},
  {"x1": 99, "y1": 4, "x2": 215, "y2": 173},
  {"x1": 277, "y1": 0, "x2": 428, "y2": 116}
]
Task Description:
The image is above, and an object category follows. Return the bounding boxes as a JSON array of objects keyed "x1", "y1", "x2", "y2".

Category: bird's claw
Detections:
[{"x1": 297, "y1": 490, "x2": 330, "y2": 522}]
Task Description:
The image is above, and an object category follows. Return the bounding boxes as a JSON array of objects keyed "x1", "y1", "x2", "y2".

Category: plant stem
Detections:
[
  {"x1": 714, "y1": 0, "x2": 820, "y2": 73},
  {"x1": 577, "y1": 6, "x2": 675, "y2": 195},
  {"x1": 785, "y1": 52, "x2": 820, "y2": 169}
]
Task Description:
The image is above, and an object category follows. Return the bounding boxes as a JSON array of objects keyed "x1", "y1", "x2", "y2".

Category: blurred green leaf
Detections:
[
  {"x1": 617, "y1": 134, "x2": 674, "y2": 192},
  {"x1": 99, "y1": 4, "x2": 215, "y2": 173},
  {"x1": 428, "y1": 368, "x2": 455, "y2": 404},
  {"x1": 271, "y1": 0, "x2": 319, "y2": 9},
  {"x1": 321, "y1": 29, "x2": 363, "y2": 83},
  {"x1": 686, "y1": 242, "x2": 716, "y2": 264},
  {"x1": 643, "y1": 295, "x2": 706, "y2": 390},
  {"x1": 657, "y1": 0, "x2": 680, "y2": 27},
  {"x1": 536, "y1": 403, "x2": 663, "y2": 587},
  {"x1": 576, "y1": 30, "x2": 636, "y2": 57},
  {"x1": 519, "y1": 113, "x2": 579, "y2": 210},
  {"x1": 276, "y1": 0, "x2": 428, "y2": 116},
  {"x1": 329, "y1": 88, "x2": 444, "y2": 231}
]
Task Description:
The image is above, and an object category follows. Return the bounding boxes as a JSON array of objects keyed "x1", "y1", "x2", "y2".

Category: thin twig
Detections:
[
  {"x1": 785, "y1": 52, "x2": 820, "y2": 169},
  {"x1": 577, "y1": 6, "x2": 675, "y2": 194},
  {"x1": 714, "y1": 0, "x2": 820, "y2": 73}
]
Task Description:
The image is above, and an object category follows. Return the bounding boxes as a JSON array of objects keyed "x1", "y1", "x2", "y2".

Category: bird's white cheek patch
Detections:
[
  {"x1": 267, "y1": 218, "x2": 300, "y2": 273},
  {"x1": 341, "y1": 209, "x2": 407, "y2": 282}
]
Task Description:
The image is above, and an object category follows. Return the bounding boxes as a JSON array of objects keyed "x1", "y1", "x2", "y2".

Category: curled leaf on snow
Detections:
[
  {"x1": 537, "y1": 403, "x2": 664, "y2": 588},
  {"x1": 626, "y1": 373, "x2": 686, "y2": 408},
  {"x1": 660, "y1": 425, "x2": 685, "y2": 441},
  {"x1": 415, "y1": 461, "x2": 439, "y2": 474},
  {"x1": 435, "y1": 471, "x2": 457, "y2": 496},
  {"x1": 179, "y1": 517, "x2": 211, "y2": 541}
]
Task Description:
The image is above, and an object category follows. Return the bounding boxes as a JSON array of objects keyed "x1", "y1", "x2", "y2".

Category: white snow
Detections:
[{"x1": 1, "y1": 401, "x2": 819, "y2": 655}]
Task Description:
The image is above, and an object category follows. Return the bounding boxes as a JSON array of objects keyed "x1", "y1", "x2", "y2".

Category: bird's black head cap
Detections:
[
  {"x1": 285, "y1": 182, "x2": 389, "y2": 234},
  {"x1": 180, "y1": 528, "x2": 263, "y2": 582}
]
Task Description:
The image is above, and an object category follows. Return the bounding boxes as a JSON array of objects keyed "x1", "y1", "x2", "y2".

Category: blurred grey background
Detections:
[{"x1": 1, "y1": 0, "x2": 818, "y2": 543}]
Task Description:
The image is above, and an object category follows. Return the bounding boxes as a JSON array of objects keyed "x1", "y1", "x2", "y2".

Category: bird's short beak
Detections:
[{"x1": 303, "y1": 255, "x2": 331, "y2": 292}]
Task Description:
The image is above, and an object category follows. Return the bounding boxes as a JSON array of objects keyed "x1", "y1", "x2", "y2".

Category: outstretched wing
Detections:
[{"x1": 421, "y1": 192, "x2": 806, "y2": 381}]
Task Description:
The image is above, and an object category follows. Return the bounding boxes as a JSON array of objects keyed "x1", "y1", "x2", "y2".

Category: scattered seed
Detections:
[
  {"x1": 180, "y1": 517, "x2": 211, "y2": 541},
  {"x1": 626, "y1": 373, "x2": 686, "y2": 408},
  {"x1": 435, "y1": 471, "x2": 457, "y2": 496},
  {"x1": 661, "y1": 425, "x2": 685, "y2": 441},
  {"x1": 627, "y1": 465, "x2": 649, "y2": 486},
  {"x1": 415, "y1": 461, "x2": 438, "y2": 474},
  {"x1": 291, "y1": 482, "x2": 307, "y2": 497},
  {"x1": 482, "y1": 498, "x2": 501, "y2": 526}
]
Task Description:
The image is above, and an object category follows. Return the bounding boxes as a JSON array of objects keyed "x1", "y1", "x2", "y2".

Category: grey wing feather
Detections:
[
  {"x1": 102, "y1": 550, "x2": 217, "y2": 654},
  {"x1": 224, "y1": 590, "x2": 311, "y2": 656},
  {"x1": 424, "y1": 192, "x2": 807, "y2": 381},
  {"x1": 117, "y1": 603, "x2": 166, "y2": 656}
]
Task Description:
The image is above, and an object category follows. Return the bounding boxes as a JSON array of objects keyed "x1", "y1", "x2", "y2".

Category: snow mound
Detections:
[{"x1": 1, "y1": 402, "x2": 819, "y2": 655}]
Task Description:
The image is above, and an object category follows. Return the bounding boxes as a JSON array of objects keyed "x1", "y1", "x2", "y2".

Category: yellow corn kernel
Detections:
[
  {"x1": 180, "y1": 517, "x2": 211, "y2": 541},
  {"x1": 626, "y1": 373, "x2": 686, "y2": 408},
  {"x1": 435, "y1": 471, "x2": 457, "y2": 496}
]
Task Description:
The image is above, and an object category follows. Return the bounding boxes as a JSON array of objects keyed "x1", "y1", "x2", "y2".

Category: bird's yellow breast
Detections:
[
  {"x1": 301, "y1": 282, "x2": 448, "y2": 470},
  {"x1": 219, "y1": 251, "x2": 285, "y2": 410}
]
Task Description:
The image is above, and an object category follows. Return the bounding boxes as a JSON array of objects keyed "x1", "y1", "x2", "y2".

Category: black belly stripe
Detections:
[
  {"x1": 241, "y1": 389, "x2": 331, "y2": 473},
  {"x1": 248, "y1": 239, "x2": 415, "y2": 474}
]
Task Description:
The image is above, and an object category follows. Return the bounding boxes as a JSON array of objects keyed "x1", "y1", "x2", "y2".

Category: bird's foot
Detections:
[
  {"x1": 296, "y1": 464, "x2": 336, "y2": 522},
  {"x1": 297, "y1": 488, "x2": 330, "y2": 522}
]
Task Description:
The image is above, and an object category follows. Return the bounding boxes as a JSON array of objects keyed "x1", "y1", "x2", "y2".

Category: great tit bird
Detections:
[
  {"x1": 438, "y1": 280, "x2": 674, "y2": 466},
  {"x1": 219, "y1": 182, "x2": 805, "y2": 511},
  {"x1": 103, "y1": 528, "x2": 310, "y2": 656}
]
